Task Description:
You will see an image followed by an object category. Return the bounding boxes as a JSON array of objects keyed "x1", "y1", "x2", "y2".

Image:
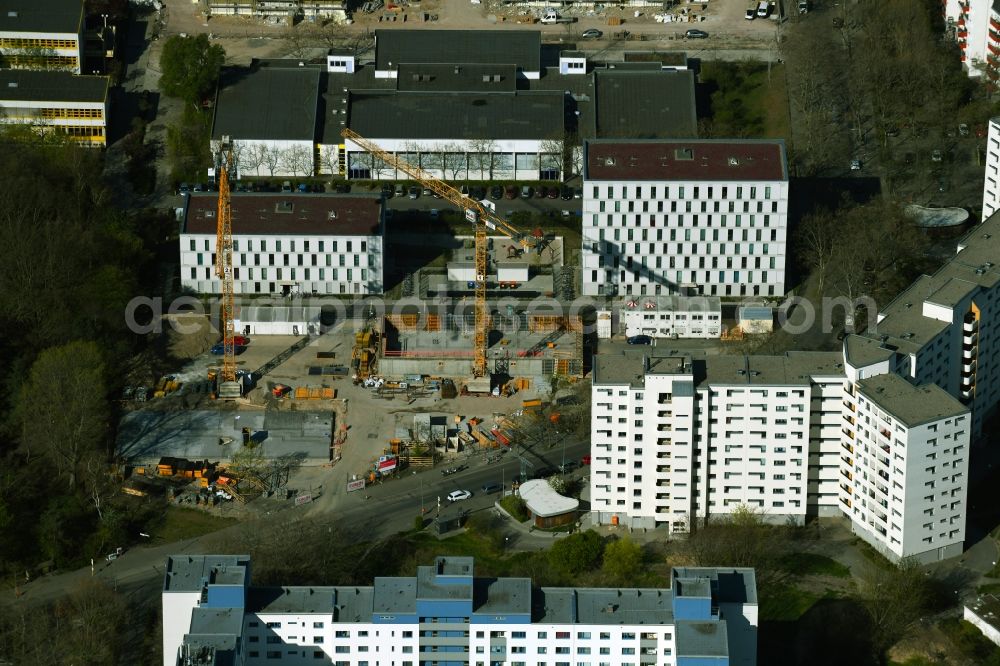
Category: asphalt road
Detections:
[{"x1": 2, "y1": 439, "x2": 590, "y2": 609}]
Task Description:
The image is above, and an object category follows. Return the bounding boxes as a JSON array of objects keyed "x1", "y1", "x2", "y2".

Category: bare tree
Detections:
[
  {"x1": 318, "y1": 143, "x2": 341, "y2": 178},
  {"x1": 238, "y1": 141, "x2": 267, "y2": 177},
  {"x1": 440, "y1": 143, "x2": 467, "y2": 180},
  {"x1": 261, "y1": 144, "x2": 282, "y2": 177},
  {"x1": 795, "y1": 209, "x2": 837, "y2": 295},
  {"x1": 539, "y1": 136, "x2": 565, "y2": 180},
  {"x1": 282, "y1": 143, "x2": 316, "y2": 178},
  {"x1": 467, "y1": 138, "x2": 498, "y2": 179},
  {"x1": 854, "y1": 558, "x2": 931, "y2": 662}
]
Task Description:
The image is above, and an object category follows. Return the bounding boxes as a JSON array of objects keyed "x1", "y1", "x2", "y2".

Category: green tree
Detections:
[
  {"x1": 548, "y1": 529, "x2": 603, "y2": 577},
  {"x1": 158, "y1": 34, "x2": 225, "y2": 105},
  {"x1": 602, "y1": 536, "x2": 643, "y2": 584},
  {"x1": 854, "y1": 557, "x2": 932, "y2": 663},
  {"x1": 16, "y1": 341, "x2": 108, "y2": 489}
]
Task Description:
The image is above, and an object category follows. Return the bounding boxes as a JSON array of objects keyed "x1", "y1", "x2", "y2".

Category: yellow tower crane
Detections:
[
  {"x1": 341, "y1": 128, "x2": 540, "y2": 378},
  {"x1": 215, "y1": 137, "x2": 242, "y2": 399}
]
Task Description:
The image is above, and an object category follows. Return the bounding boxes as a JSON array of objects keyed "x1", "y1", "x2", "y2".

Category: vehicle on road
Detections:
[
  {"x1": 105, "y1": 547, "x2": 124, "y2": 562},
  {"x1": 232, "y1": 335, "x2": 250, "y2": 346},
  {"x1": 745, "y1": 2, "x2": 756, "y2": 19},
  {"x1": 546, "y1": 187, "x2": 559, "y2": 199},
  {"x1": 627, "y1": 335, "x2": 653, "y2": 345},
  {"x1": 561, "y1": 187, "x2": 573, "y2": 200},
  {"x1": 490, "y1": 185, "x2": 504, "y2": 200},
  {"x1": 394, "y1": 183, "x2": 405, "y2": 197},
  {"x1": 931, "y1": 150, "x2": 943, "y2": 162},
  {"x1": 582, "y1": 28, "x2": 602, "y2": 38},
  {"x1": 560, "y1": 461, "x2": 579, "y2": 473},
  {"x1": 686, "y1": 29, "x2": 709, "y2": 39},
  {"x1": 504, "y1": 186, "x2": 518, "y2": 199},
  {"x1": 756, "y1": 1, "x2": 770, "y2": 18},
  {"x1": 532, "y1": 467, "x2": 558, "y2": 479},
  {"x1": 441, "y1": 465, "x2": 466, "y2": 476},
  {"x1": 447, "y1": 490, "x2": 472, "y2": 502},
  {"x1": 281, "y1": 181, "x2": 292, "y2": 193},
  {"x1": 959, "y1": 123, "x2": 970, "y2": 137},
  {"x1": 481, "y1": 483, "x2": 502, "y2": 494}
]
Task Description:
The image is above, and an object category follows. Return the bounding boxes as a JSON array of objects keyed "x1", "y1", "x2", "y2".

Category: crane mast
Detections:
[
  {"x1": 341, "y1": 128, "x2": 534, "y2": 378},
  {"x1": 215, "y1": 137, "x2": 239, "y2": 396}
]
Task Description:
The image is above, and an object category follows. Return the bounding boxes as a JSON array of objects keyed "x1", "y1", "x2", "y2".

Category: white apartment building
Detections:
[
  {"x1": 163, "y1": 555, "x2": 759, "y2": 666},
  {"x1": 581, "y1": 139, "x2": 789, "y2": 298},
  {"x1": 839, "y1": 373, "x2": 970, "y2": 562},
  {"x1": 984, "y1": 116, "x2": 1000, "y2": 218},
  {"x1": 0, "y1": 69, "x2": 109, "y2": 146},
  {"x1": 590, "y1": 211, "x2": 1000, "y2": 563},
  {"x1": 0, "y1": 0, "x2": 84, "y2": 73},
  {"x1": 590, "y1": 351, "x2": 845, "y2": 534},
  {"x1": 619, "y1": 296, "x2": 722, "y2": 339},
  {"x1": 179, "y1": 194, "x2": 384, "y2": 296},
  {"x1": 943, "y1": 0, "x2": 999, "y2": 78}
]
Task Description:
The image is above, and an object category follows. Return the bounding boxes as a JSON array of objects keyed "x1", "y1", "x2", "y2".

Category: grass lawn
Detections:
[
  {"x1": 500, "y1": 495, "x2": 530, "y2": 522},
  {"x1": 154, "y1": 507, "x2": 237, "y2": 543},
  {"x1": 759, "y1": 582, "x2": 823, "y2": 622},
  {"x1": 778, "y1": 552, "x2": 851, "y2": 578},
  {"x1": 979, "y1": 582, "x2": 1000, "y2": 595}
]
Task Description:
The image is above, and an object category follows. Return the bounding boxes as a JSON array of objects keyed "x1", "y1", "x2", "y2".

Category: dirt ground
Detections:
[{"x1": 158, "y1": 0, "x2": 784, "y2": 65}]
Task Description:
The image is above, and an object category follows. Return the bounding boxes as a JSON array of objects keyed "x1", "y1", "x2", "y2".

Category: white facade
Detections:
[
  {"x1": 180, "y1": 232, "x2": 382, "y2": 296},
  {"x1": 984, "y1": 117, "x2": 1000, "y2": 218},
  {"x1": 590, "y1": 352, "x2": 844, "y2": 533},
  {"x1": 943, "y1": 0, "x2": 996, "y2": 77},
  {"x1": 214, "y1": 138, "x2": 317, "y2": 179},
  {"x1": 164, "y1": 555, "x2": 759, "y2": 666},
  {"x1": 619, "y1": 296, "x2": 722, "y2": 339},
  {"x1": 179, "y1": 194, "x2": 384, "y2": 297},
  {"x1": 582, "y1": 140, "x2": 789, "y2": 298},
  {"x1": 839, "y1": 374, "x2": 970, "y2": 562}
]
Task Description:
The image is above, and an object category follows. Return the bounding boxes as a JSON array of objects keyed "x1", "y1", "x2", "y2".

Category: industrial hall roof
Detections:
[
  {"x1": 584, "y1": 138, "x2": 788, "y2": 181},
  {"x1": 0, "y1": 70, "x2": 107, "y2": 103},
  {"x1": 212, "y1": 64, "x2": 321, "y2": 142},
  {"x1": 374, "y1": 30, "x2": 541, "y2": 73},
  {"x1": 594, "y1": 69, "x2": 697, "y2": 139},
  {"x1": 346, "y1": 90, "x2": 564, "y2": 141},
  {"x1": 182, "y1": 193, "x2": 383, "y2": 237},
  {"x1": 0, "y1": 0, "x2": 83, "y2": 34}
]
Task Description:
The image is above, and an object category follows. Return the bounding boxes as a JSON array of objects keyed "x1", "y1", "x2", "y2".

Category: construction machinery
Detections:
[
  {"x1": 215, "y1": 137, "x2": 242, "y2": 399},
  {"x1": 341, "y1": 128, "x2": 541, "y2": 378}
]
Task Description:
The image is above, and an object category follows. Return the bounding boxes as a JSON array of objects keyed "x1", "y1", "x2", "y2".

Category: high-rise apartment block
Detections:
[
  {"x1": 581, "y1": 139, "x2": 788, "y2": 298},
  {"x1": 163, "y1": 555, "x2": 759, "y2": 666},
  {"x1": 590, "y1": 209, "x2": 1000, "y2": 563}
]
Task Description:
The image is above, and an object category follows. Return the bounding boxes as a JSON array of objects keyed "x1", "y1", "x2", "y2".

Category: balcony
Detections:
[
  {"x1": 963, "y1": 331, "x2": 978, "y2": 346},
  {"x1": 842, "y1": 428, "x2": 855, "y2": 439},
  {"x1": 878, "y1": 427, "x2": 891, "y2": 440},
  {"x1": 964, "y1": 317, "x2": 979, "y2": 332},
  {"x1": 657, "y1": 438, "x2": 672, "y2": 446},
  {"x1": 841, "y1": 469, "x2": 853, "y2": 481},
  {"x1": 656, "y1": 453, "x2": 671, "y2": 460},
  {"x1": 843, "y1": 400, "x2": 855, "y2": 412},
  {"x1": 656, "y1": 465, "x2": 672, "y2": 473},
  {"x1": 656, "y1": 480, "x2": 671, "y2": 488},
  {"x1": 840, "y1": 495, "x2": 852, "y2": 508},
  {"x1": 657, "y1": 424, "x2": 673, "y2": 432},
  {"x1": 841, "y1": 455, "x2": 854, "y2": 467},
  {"x1": 658, "y1": 410, "x2": 672, "y2": 418},
  {"x1": 843, "y1": 414, "x2": 856, "y2": 426},
  {"x1": 842, "y1": 442, "x2": 854, "y2": 454}
]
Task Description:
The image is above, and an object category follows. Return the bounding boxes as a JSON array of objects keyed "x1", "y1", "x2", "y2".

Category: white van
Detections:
[
  {"x1": 540, "y1": 8, "x2": 559, "y2": 24},
  {"x1": 756, "y1": 1, "x2": 770, "y2": 18},
  {"x1": 745, "y1": 1, "x2": 756, "y2": 19}
]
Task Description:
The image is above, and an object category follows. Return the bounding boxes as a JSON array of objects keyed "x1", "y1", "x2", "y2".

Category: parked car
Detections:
[
  {"x1": 520, "y1": 185, "x2": 534, "y2": 198},
  {"x1": 685, "y1": 29, "x2": 709, "y2": 39},
  {"x1": 561, "y1": 187, "x2": 573, "y2": 200},
  {"x1": 105, "y1": 547, "x2": 124, "y2": 562},
  {"x1": 959, "y1": 123, "x2": 970, "y2": 137},
  {"x1": 335, "y1": 183, "x2": 351, "y2": 193},
  {"x1": 490, "y1": 185, "x2": 504, "y2": 200},
  {"x1": 505, "y1": 186, "x2": 518, "y2": 199},
  {"x1": 534, "y1": 186, "x2": 546, "y2": 198},
  {"x1": 232, "y1": 335, "x2": 251, "y2": 346},
  {"x1": 560, "y1": 461, "x2": 579, "y2": 473},
  {"x1": 281, "y1": 181, "x2": 293, "y2": 193},
  {"x1": 573, "y1": 187, "x2": 582, "y2": 199},
  {"x1": 481, "y1": 483, "x2": 502, "y2": 494},
  {"x1": 193, "y1": 183, "x2": 206, "y2": 192},
  {"x1": 297, "y1": 183, "x2": 309, "y2": 193},
  {"x1": 408, "y1": 186, "x2": 420, "y2": 199},
  {"x1": 381, "y1": 184, "x2": 393, "y2": 198},
  {"x1": 394, "y1": 183, "x2": 405, "y2": 197},
  {"x1": 931, "y1": 150, "x2": 943, "y2": 162},
  {"x1": 422, "y1": 187, "x2": 433, "y2": 197},
  {"x1": 178, "y1": 182, "x2": 192, "y2": 194},
  {"x1": 582, "y1": 28, "x2": 602, "y2": 38},
  {"x1": 627, "y1": 335, "x2": 653, "y2": 345},
  {"x1": 581, "y1": 454, "x2": 592, "y2": 465},
  {"x1": 447, "y1": 490, "x2": 472, "y2": 502},
  {"x1": 429, "y1": 208, "x2": 439, "y2": 219},
  {"x1": 546, "y1": 186, "x2": 559, "y2": 199},
  {"x1": 470, "y1": 186, "x2": 486, "y2": 200},
  {"x1": 850, "y1": 159, "x2": 862, "y2": 171}
]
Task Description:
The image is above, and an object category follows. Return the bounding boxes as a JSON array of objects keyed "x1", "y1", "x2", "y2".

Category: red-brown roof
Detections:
[
  {"x1": 183, "y1": 194, "x2": 382, "y2": 236},
  {"x1": 585, "y1": 140, "x2": 787, "y2": 182}
]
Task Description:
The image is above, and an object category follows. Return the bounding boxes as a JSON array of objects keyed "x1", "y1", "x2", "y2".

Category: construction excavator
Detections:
[{"x1": 341, "y1": 128, "x2": 542, "y2": 378}]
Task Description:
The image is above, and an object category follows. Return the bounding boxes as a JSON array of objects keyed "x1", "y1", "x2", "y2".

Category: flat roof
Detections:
[
  {"x1": 857, "y1": 373, "x2": 969, "y2": 428},
  {"x1": 700, "y1": 351, "x2": 845, "y2": 387},
  {"x1": 619, "y1": 295, "x2": 721, "y2": 312},
  {"x1": 675, "y1": 620, "x2": 730, "y2": 658},
  {"x1": 0, "y1": 70, "x2": 107, "y2": 103},
  {"x1": 374, "y1": 30, "x2": 541, "y2": 72},
  {"x1": 395, "y1": 63, "x2": 518, "y2": 93},
  {"x1": 592, "y1": 350, "x2": 692, "y2": 387},
  {"x1": 843, "y1": 334, "x2": 895, "y2": 369},
  {"x1": 967, "y1": 594, "x2": 1000, "y2": 633},
  {"x1": 594, "y1": 70, "x2": 697, "y2": 139},
  {"x1": 0, "y1": 0, "x2": 82, "y2": 34},
  {"x1": 182, "y1": 193, "x2": 382, "y2": 237},
  {"x1": 517, "y1": 479, "x2": 579, "y2": 517},
  {"x1": 212, "y1": 65, "x2": 320, "y2": 141},
  {"x1": 164, "y1": 555, "x2": 251, "y2": 593},
  {"x1": 673, "y1": 567, "x2": 758, "y2": 604},
  {"x1": 347, "y1": 90, "x2": 564, "y2": 141},
  {"x1": 584, "y1": 139, "x2": 788, "y2": 181},
  {"x1": 473, "y1": 577, "x2": 531, "y2": 616}
]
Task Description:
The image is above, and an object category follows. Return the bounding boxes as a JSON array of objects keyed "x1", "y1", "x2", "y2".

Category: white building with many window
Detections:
[
  {"x1": 163, "y1": 555, "x2": 759, "y2": 666},
  {"x1": 581, "y1": 139, "x2": 789, "y2": 298},
  {"x1": 984, "y1": 117, "x2": 1000, "y2": 218},
  {"x1": 179, "y1": 193, "x2": 384, "y2": 296},
  {"x1": 588, "y1": 210, "x2": 1000, "y2": 563},
  {"x1": 943, "y1": 0, "x2": 999, "y2": 78}
]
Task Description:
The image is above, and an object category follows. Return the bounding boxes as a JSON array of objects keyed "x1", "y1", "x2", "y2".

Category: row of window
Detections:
[
  {"x1": 189, "y1": 266, "x2": 369, "y2": 282},
  {"x1": 592, "y1": 269, "x2": 775, "y2": 286},
  {"x1": 593, "y1": 253, "x2": 779, "y2": 272},
  {"x1": 192, "y1": 251, "x2": 369, "y2": 268},
  {"x1": 588, "y1": 226, "x2": 781, "y2": 244},
  {"x1": 591, "y1": 184, "x2": 779, "y2": 201},
  {"x1": 587, "y1": 210, "x2": 782, "y2": 230},
  {"x1": 190, "y1": 238, "x2": 370, "y2": 253},
  {"x1": 0, "y1": 38, "x2": 78, "y2": 49}
]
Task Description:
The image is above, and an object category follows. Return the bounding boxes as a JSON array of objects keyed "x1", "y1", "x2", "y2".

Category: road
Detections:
[{"x1": 2, "y1": 438, "x2": 590, "y2": 609}]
